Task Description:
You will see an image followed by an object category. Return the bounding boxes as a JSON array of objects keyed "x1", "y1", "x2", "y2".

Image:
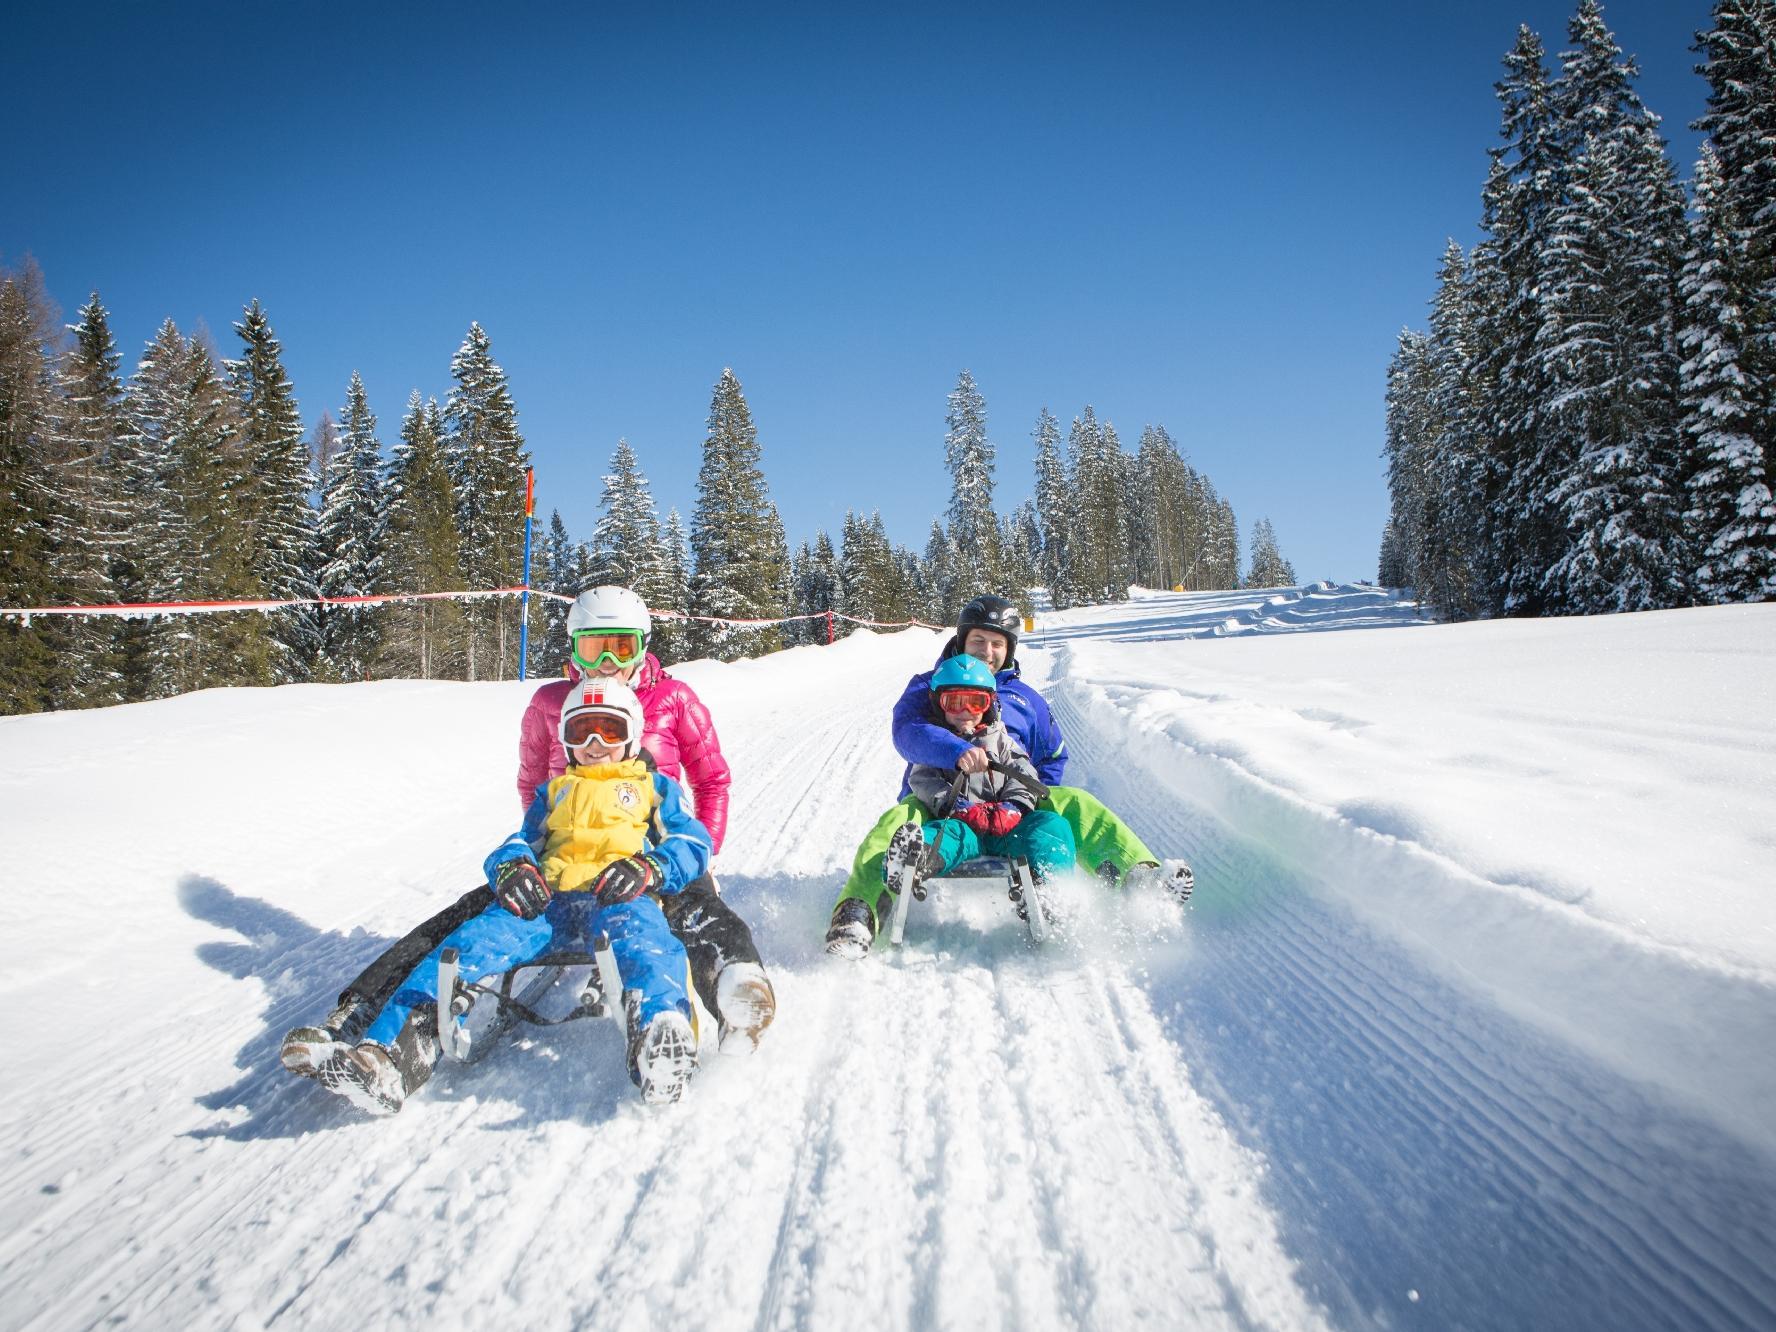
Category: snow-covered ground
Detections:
[{"x1": 2, "y1": 584, "x2": 1773, "y2": 1330}]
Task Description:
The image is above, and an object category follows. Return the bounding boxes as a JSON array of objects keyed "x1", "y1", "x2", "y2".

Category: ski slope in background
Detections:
[{"x1": 1, "y1": 584, "x2": 1773, "y2": 1331}]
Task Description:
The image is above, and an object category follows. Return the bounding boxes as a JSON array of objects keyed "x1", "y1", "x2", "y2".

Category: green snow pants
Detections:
[{"x1": 831, "y1": 784, "x2": 1156, "y2": 932}]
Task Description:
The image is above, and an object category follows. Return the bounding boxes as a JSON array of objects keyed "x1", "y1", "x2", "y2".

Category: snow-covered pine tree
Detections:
[
  {"x1": 443, "y1": 322, "x2": 530, "y2": 680},
  {"x1": 1244, "y1": 517, "x2": 1297, "y2": 588},
  {"x1": 126, "y1": 324, "x2": 267, "y2": 695},
  {"x1": 943, "y1": 369, "x2": 999, "y2": 599},
  {"x1": 1134, "y1": 425, "x2": 1194, "y2": 591},
  {"x1": 380, "y1": 393, "x2": 466, "y2": 679},
  {"x1": 316, "y1": 371, "x2": 386, "y2": 679},
  {"x1": 0, "y1": 261, "x2": 63, "y2": 713},
  {"x1": 789, "y1": 530, "x2": 841, "y2": 644},
  {"x1": 1384, "y1": 329, "x2": 1436, "y2": 600},
  {"x1": 838, "y1": 509, "x2": 873, "y2": 630},
  {"x1": 589, "y1": 439, "x2": 662, "y2": 590},
  {"x1": 1475, "y1": 24, "x2": 1568, "y2": 615},
  {"x1": 1032, "y1": 407, "x2": 1076, "y2": 607},
  {"x1": 1684, "y1": 0, "x2": 1776, "y2": 601},
  {"x1": 688, "y1": 368, "x2": 788, "y2": 660},
  {"x1": 653, "y1": 507, "x2": 693, "y2": 664},
  {"x1": 1539, "y1": 1, "x2": 1689, "y2": 613},
  {"x1": 1068, "y1": 407, "x2": 1132, "y2": 603},
  {"x1": 1421, "y1": 242, "x2": 1488, "y2": 618},
  {"x1": 1007, "y1": 502, "x2": 1043, "y2": 602},
  {"x1": 531, "y1": 509, "x2": 576, "y2": 675},
  {"x1": 1679, "y1": 143, "x2": 1776, "y2": 600},
  {"x1": 50, "y1": 291, "x2": 130, "y2": 706},
  {"x1": 1211, "y1": 495, "x2": 1241, "y2": 589},
  {"x1": 310, "y1": 411, "x2": 340, "y2": 486},
  {"x1": 923, "y1": 518, "x2": 955, "y2": 624},
  {"x1": 1378, "y1": 518, "x2": 1408, "y2": 587},
  {"x1": 228, "y1": 300, "x2": 321, "y2": 677}
]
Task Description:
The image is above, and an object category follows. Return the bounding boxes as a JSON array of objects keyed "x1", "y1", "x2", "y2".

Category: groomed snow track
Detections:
[{"x1": 1, "y1": 601, "x2": 1772, "y2": 1331}]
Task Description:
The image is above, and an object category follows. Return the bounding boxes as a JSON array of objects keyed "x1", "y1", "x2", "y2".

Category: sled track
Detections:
[{"x1": 1050, "y1": 677, "x2": 1776, "y2": 1332}]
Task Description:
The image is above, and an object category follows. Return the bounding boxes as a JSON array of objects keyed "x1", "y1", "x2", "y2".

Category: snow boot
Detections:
[
  {"x1": 280, "y1": 994, "x2": 376, "y2": 1077},
  {"x1": 316, "y1": 1043, "x2": 406, "y2": 1116},
  {"x1": 714, "y1": 961, "x2": 776, "y2": 1055},
  {"x1": 824, "y1": 897, "x2": 876, "y2": 959},
  {"x1": 884, "y1": 821, "x2": 945, "y2": 901},
  {"x1": 1123, "y1": 859, "x2": 1195, "y2": 904},
  {"x1": 627, "y1": 999, "x2": 698, "y2": 1105}
]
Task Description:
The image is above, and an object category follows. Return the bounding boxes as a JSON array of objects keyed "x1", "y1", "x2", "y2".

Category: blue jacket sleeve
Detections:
[
  {"x1": 1001, "y1": 680, "x2": 1067, "y2": 786},
  {"x1": 483, "y1": 785, "x2": 551, "y2": 883},
  {"x1": 891, "y1": 670, "x2": 972, "y2": 770},
  {"x1": 646, "y1": 774, "x2": 714, "y2": 893}
]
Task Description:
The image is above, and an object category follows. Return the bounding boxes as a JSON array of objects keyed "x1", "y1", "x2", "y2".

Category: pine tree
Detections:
[
  {"x1": 1244, "y1": 518, "x2": 1297, "y2": 588},
  {"x1": 1539, "y1": 0, "x2": 1689, "y2": 613},
  {"x1": 443, "y1": 322, "x2": 530, "y2": 679},
  {"x1": 1679, "y1": 143, "x2": 1776, "y2": 599},
  {"x1": 653, "y1": 507, "x2": 693, "y2": 664},
  {"x1": 229, "y1": 300, "x2": 321, "y2": 677},
  {"x1": 381, "y1": 393, "x2": 466, "y2": 679},
  {"x1": 532, "y1": 508, "x2": 576, "y2": 675},
  {"x1": 316, "y1": 371, "x2": 386, "y2": 679},
  {"x1": 1068, "y1": 407, "x2": 1131, "y2": 603},
  {"x1": 790, "y1": 529, "x2": 841, "y2": 644},
  {"x1": 1685, "y1": 0, "x2": 1776, "y2": 600},
  {"x1": 943, "y1": 369, "x2": 998, "y2": 599},
  {"x1": 1476, "y1": 24, "x2": 1568, "y2": 615},
  {"x1": 588, "y1": 439, "x2": 665, "y2": 592},
  {"x1": 688, "y1": 368, "x2": 788, "y2": 659},
  {"x1": 50, "y1": 292, "x2": 130, "y2": 705},
  {"x1": 1032, "y1": 407, "x2": 1075, "y2": 605},
  {"x1": 124, "y1": 324, "x2": 267, "y2": 696},
  {"x1": 0, "y1": 260, "x2": 63, "y2": 714}
]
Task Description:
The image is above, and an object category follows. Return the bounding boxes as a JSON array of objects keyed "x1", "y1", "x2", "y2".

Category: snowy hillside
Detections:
[{"x1": 2, "y1": 585, "x2": 1773, "y2": 1331}]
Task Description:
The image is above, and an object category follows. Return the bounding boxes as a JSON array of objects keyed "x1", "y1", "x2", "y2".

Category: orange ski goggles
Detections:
[{"x1": 935, "y1": 687, "x2": 994, "y2": 716}]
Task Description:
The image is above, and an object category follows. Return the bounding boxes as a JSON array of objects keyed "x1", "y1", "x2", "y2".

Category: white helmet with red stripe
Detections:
[{"x1": 558, "y1": 675, "x2": 646, "y2": 760}]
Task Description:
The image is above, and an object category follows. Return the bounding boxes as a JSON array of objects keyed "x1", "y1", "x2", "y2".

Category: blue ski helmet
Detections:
[{"x1": 930, "y1": 654, "x2": 998, "y2": 694}]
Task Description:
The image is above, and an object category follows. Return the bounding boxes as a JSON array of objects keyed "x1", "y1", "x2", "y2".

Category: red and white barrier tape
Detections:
[{"x1": 0, "y1": 587, "x2": 943, "y2": 633}]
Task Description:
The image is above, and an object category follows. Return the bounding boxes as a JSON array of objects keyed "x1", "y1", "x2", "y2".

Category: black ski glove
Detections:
[
  {"x1": 592, "y1": 854, "x2": 661, "y2": 907},
  {"x1": 492, "y1": 859, "x2": 552, "y2": 920}
]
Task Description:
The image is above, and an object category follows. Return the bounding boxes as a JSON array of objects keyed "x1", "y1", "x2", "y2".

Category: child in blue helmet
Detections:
[{"x1": 827, "y1": 657, "x2": 1076, "y2": 956}]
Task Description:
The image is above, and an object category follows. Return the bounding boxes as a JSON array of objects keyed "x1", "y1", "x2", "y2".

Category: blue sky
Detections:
[{"x1": 5, "y1": 0, "x2": 1714, "y2": 584}]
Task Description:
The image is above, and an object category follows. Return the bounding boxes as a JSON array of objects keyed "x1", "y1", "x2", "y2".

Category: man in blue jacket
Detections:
[{"x1": 826, "y1": 594, "x2": 1192, "y2": 955}]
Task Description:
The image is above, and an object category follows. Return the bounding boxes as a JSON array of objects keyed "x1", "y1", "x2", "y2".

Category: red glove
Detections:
[
  {"x1": 591, "y1": 854, "x2": 661, "y2": 906},
  {"x1": 982, "y1": 803, "x2": 1024, "y2": 838},
  {"x1": 954, "y1": 803, "x2": 994, "y2": 835}
]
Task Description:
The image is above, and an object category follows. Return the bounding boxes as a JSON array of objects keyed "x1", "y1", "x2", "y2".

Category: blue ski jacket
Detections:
[{"x1": 891, "y1": 642, "x2": 1067, "y2": 799}]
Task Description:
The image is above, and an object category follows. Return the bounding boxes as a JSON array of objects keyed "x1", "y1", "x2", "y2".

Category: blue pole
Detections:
[{"x1": 517, "y1": 467, "x2": 536, "y2": 681}]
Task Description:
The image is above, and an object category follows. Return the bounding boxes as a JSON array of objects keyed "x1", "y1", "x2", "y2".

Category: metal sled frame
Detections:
[
  {"x1": 434, "y1": 934, "x2": 627, "y2": 1062},
  {"x1": 886, "y1": 855, "x2": 1049, "y2": 948}
]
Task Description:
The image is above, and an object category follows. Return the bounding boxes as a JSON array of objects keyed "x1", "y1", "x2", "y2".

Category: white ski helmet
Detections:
[
  {"x1": 567, "y1": 585, "x2": 652, "y2": 642},
  {"x1": 559, "y1": 675, "x2": 647, "y2": 760}
]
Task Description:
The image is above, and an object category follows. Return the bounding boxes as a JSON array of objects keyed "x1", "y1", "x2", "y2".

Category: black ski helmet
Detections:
[{"x1": 956, "y1": 594, "x2": 1021, "y2": 653}]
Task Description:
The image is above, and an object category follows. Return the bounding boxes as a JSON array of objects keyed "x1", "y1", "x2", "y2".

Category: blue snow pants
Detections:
[
  {"x1": 363, "y1": 890, "x2": 692, "y2": 1048},
  {"x1": 922, "y1": 809, "x2": 1075, "y2": 880}
]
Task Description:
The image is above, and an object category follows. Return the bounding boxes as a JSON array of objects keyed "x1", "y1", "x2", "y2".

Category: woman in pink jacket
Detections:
[{"x1": 283, "y1": 587, "x2": 775, "y2": 1075}]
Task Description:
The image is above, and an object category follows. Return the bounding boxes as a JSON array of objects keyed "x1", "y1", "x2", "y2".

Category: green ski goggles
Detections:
[{"x1": 572, "y1": 629, "x2": 646, "y2": 671}]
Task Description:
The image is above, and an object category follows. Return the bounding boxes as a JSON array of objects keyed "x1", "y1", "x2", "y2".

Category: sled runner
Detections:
[
  {"x1": 886, "y1": 854, "x2": 1052, "y2": 948},
  {"x1": 433, "y1": 934, "x2": 628, "y2": 1062}
]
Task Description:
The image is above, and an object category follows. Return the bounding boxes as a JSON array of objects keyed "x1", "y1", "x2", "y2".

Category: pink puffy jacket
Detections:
[{"x1": 517, "y1": 653, "x2": 732, "y2": 852}]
